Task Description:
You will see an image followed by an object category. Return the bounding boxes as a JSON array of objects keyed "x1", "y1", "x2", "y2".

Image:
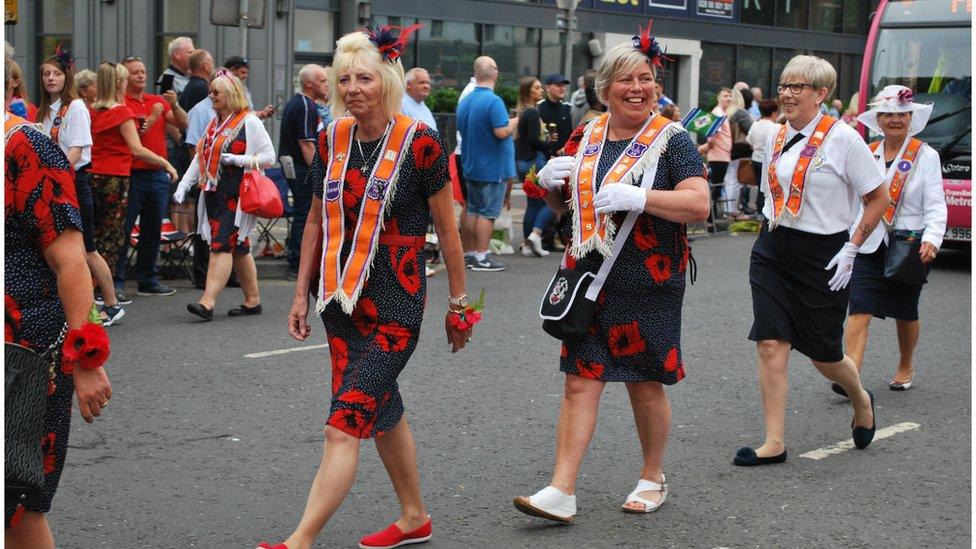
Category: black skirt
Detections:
[
  {"x1": 848, "y1": 244, "x2": 924, "y2": 321},
  {"x1": 748, "y1": 222, "x2": 850, "y2": 362}
]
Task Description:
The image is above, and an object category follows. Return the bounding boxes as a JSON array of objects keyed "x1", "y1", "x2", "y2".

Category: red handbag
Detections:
[{"x1": 239, "y1": 162, "x2": 284, "y2": 218}]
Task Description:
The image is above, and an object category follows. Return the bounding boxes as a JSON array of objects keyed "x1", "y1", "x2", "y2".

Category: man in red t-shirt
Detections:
[{"x1": 118, "y1": 56, "x2": 189, "y2": 297}]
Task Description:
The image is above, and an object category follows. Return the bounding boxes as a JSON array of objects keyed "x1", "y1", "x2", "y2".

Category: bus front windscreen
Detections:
[{"x1": 871, "y1": 26, "x2": 971, "y2": 153}]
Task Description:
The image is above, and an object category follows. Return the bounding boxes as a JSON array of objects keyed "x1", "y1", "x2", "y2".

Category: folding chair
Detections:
[
  {"x1": 128, "y1": 217, "x2": 195, "y2": 285},
  {"x1": 254, "y1": 166, "x2": 292, "y2": 258}
]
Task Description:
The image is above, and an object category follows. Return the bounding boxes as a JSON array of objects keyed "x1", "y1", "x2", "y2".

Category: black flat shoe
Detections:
[
  {"x1": 853, "y1": 390, "x2": 876, "y2": 449},
  {"x1": 831, "y1": 383, "x2": 849, "y2": 399},
  {"x1": 228, "y1": 303, "x2": 262, "y2": 316},
  {"x1": 187, "y1": 302, "x2": 213, "y2": 321},
  {"x1": 732, "y1": 447, "x2": 787, "y2": 466}
]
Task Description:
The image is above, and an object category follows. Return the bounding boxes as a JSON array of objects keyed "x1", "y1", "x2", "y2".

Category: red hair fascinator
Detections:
[
  {"x1": 49, "y1": 43, "x2": 75, "y2": 71},
  {"x1": 631, "y1": 20, "x2": 669, "y2": 68},
  {"x1": 363, "y1": 24, "x2": 423, "y2": 63}
]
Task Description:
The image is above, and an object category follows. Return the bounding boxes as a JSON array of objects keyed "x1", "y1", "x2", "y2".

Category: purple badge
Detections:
[
  {"x1": 366, "y1": 178, "x2": 389, "y2": 200},
  {"x1": 583, "y1": 144, "x2": 600, "y2": 156},
  {"x1": 52, "y1": 116, "x2": 63, "y2": 127},
  {"x1": 625, "y1": 142, "x2": 648, "y2": 158},
  {"x1": 799, "y1": 145, "x2": 817, "y2": 158},
  {"x1": 897, "y1": 160, "x2": 913, "y2": 173},
  {"x1": 325, "y1": 179, "x2": 341, "y2": 201}
]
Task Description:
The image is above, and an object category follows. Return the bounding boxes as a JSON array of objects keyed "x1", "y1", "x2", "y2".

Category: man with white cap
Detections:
[{"x1": 843, "y1": 84, "x2": 947, "y2": 392}]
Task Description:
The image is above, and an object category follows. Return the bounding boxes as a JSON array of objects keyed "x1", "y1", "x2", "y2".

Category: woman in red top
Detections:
[
  {"x1": 7, "y1": 58, "x2": 37, "y2": 121},
  {"x1": 89, "y1": 61, "x2": 177, "y2": 318}
]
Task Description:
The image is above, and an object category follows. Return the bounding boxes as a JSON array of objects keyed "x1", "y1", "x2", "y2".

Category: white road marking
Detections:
[
  {"x1": 243, "y1": 343, "x2": 328, "y2": 358},
  {"x1": 799, "y1": 422, "x2": 921, "y2": 460}
]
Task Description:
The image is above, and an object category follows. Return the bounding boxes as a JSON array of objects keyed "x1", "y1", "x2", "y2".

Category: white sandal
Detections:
[
  {"x1": 513, "y1": 486, "x2": 576, "y2": 523},
  {"x1": 621, "y1": 475, "x2": 668, "y2": 514}
]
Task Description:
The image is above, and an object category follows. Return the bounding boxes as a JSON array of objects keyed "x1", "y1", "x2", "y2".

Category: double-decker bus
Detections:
[{"x1": 860, "y1": 0, "x2": 971, "y2": 244}]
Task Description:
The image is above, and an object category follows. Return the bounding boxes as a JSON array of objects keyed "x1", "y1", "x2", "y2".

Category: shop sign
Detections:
[{"x1": 696, "y1": 0, "x2": 733, "y2": 18}]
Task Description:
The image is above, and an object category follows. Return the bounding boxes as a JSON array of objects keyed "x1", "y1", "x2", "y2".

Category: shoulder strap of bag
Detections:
[{"x1": 583, "y1": 159, "x2": 659, "y2": 301}]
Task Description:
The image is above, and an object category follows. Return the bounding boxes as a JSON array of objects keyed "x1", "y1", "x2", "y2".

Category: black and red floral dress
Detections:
[
  {"x1": 205, "y1": 131, "x2": 251, "y2": 254},
  {"x1": 557, "y1": 123, "x2": 706, "y2": 384},
  {"x1": 308, "y1": 122, "x2": 446, "y2": 438},
  {"x1": 4, "y1": 120, "x2": 84, "y2": 526}
]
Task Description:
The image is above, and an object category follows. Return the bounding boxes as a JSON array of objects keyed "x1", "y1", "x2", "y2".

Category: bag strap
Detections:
[{"x1": 584, "y1": 167, "x2": 657, "y2": 301}]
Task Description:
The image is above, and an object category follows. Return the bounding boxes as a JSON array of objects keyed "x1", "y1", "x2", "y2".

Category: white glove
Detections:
[
  {"x1": 173, "y1": 186, "x2": 187, "y2": 205},
  {"x1": 825, "y1": 241, "x2": 860, "y2": 291},
  {"x1": 593, "y1": 184, "x2": 647, "y2": 214},
  {"x1": 220, "y1": 153, "x2": 250, "y2": 167},
  {"x1": 537, "y1": 155, "x2": 576, "y2": 190}
]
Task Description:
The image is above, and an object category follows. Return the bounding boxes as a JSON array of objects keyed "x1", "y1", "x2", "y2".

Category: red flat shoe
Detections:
[
  {"x1": 256, "y1": 542, "x2": 288, "y2": 549},
  {"x1": 358, "y1": 517, "x2": 432, "y2": 549}
]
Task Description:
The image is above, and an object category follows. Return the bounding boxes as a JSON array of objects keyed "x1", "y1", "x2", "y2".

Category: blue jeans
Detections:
[
  {"x1": 517, "y1": 154, "x2": 553, "y2": 239},
  {"x1": 115, "y1": 169, "x2": 170, "y2": 289},
  {"x1": 287, "y1": 164, "x2": 312, "y2": 273}
]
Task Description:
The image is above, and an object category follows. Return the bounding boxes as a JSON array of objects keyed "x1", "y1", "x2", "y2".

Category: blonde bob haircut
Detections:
[
  {"x1": 594, "y1": 41, "x2": 657, "y2": 106},
  {"x1": 93, "y1": 62, "x2": 129, "y2": 110},
  {"x1": 211, "y1": 71, "x2": 250, "y2": 113},
  {"x1": 330, "y1": 30, "x2": 405, "y2": 121},
  {"x1": 779, "y1": 55, "x2": 836, "y2": 101}
]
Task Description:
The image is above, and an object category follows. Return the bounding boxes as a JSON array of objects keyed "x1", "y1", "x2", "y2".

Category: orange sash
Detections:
[
  {"x1": 196, "y1": 110, "x2": 249, "y2": 188},
  {"x1": 317, "y1": 114, "x2": 417, "y2": 314},
  {"x1": 570, "y1": 112, "x2": 672, "y2": 258},
  {"x1": 869, "y1": 138, "x2": 924, "y2": 226},
  {"x1": 5, "y1": 113, "x2": 31, "y2": 136},
  {"x1": 48, "y1": 102, "x2": 71, "y2": 145},
  {"x1": 767, "y1": 115, "x2": 838, "y2": 227}
]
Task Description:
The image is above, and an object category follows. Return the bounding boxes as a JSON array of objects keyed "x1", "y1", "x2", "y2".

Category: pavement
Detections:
[{"x1": 53, "y1": 233, "x2": 970, "y2": 548}]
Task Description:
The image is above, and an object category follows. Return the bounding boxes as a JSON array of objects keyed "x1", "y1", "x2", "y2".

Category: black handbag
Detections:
[
  {"x1": 540, "y1": 269, "x2": 598, "y2": 341},
  {"x1": 884, "y1": 229, "x2": 929, "y2": 285},
  {"x1": 5, "y1": 311, "x2": 64, "y2": 507}
]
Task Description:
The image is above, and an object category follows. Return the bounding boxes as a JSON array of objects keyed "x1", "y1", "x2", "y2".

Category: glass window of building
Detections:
[
  {"x1": 540, "y1": 29, "x2": 562, "y2": 78},
  {"x1": 838, "y1": 53, "x2": 863, "y2": 105},
  {"x1": 417, "y1": 21, "x2": 479, "y2": 89},
  {"x1": 772, "y1": 48, "x2": 805, "y2": 82},
  {"x1": 699, "y1": 43, "x2": 735, "y2": 109},
  {"x1": 293, "y1": 9, "x2": 337, "y2": 91},
  {"x1": 483, "y1": 25, "x2": 518, "y2": 86},
  {"x1": 736, "y1": 45, "x2": 773, "y2": 97},
  {"x1": 740, "y1": 0, "x2": 776, "y2": 26},
  {"x1": 370, "y1": 15, "x2": 416, "y2": 68},
  {"x1": 39, "y1": 0, "x2": 73, "y2": 64},
  {"x1": 810, "y1": 0, "x2": 844, "y2": 32},
  {"x1": 514, "y1": 27, "x2": 541, "y2": 82},
  {"x1": 571, "y1": 33, "x2": 591, "y2": 83},
  {"x1": 156, "y1": 0, "x2": 198, "y2": 78},
  {"x1": 842, "y1": 0, "x2": 871, "y2": 34},
  {"x1": 776, "y1": 0, "x2": 809, "y2": 29}
]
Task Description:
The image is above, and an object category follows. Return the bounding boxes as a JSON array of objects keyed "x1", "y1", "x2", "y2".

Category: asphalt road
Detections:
[{"x1": 52, "y1": 233, "x2": 971, "y2": 548}]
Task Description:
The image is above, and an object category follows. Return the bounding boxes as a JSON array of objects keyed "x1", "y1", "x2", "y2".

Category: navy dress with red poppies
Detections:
[
  {"x1": 558, "y1": 124, "x2": 706, "y2": 384},
  {"x1": 309, "y1": 122, "x2": 446, "y2": 438},
  {"x1": 205, "y1": 128, "x2": 251, "y2": 254},
  {"x1": 4, "y1": 121, "x2": 84, "y2": 525}
]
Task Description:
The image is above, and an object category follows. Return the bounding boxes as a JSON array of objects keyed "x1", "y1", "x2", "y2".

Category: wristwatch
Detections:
[{"x1": 449, "y1": 294, "x2": 469, "y2": 310}]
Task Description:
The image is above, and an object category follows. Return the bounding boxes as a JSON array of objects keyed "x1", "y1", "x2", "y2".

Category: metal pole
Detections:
[
  {"x1": 238, "y1": 0, "x2": 248, "y2": 57},
  {"x1": 562, "y1": 5, "x2": 574, "y2": 78}
]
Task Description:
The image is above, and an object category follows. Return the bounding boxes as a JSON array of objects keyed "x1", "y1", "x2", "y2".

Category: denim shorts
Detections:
[{"x1": 465, "y1": 178, "x2": 506, "y2": 219}]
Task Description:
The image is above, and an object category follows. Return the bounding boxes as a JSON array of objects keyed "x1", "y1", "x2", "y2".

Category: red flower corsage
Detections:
[
  {"x1": 448, "y1": 289, "x2": 485, "y2": 331},
  {"x1": 61, "y1": 322, "x2": 110, "y2": 372},
  {"x1": 522, "y1": 164, "x2": 547, "y2": 199},
  {"x1": 230, "y1": 140, "x2": 247, "y2": 155}
]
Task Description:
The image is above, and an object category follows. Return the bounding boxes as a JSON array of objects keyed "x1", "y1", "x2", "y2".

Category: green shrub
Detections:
[
  {"x1": 427, "y1": 87, "x2": 460, "y2": 114},
  {"x1": 495, "y1": 85, "x2": 517, "y2": 111}
]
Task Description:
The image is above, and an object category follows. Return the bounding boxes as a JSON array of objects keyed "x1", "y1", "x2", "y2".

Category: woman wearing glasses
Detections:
[
  {"x1": 173, "y1": 70, "x2": 274, "y2": 320},
  {"x1": 89, "y1": 61, "x2": 178, "y2": 324},
  {"x1": 734, "y1": 55, "x2": 889, "y2": 467}
]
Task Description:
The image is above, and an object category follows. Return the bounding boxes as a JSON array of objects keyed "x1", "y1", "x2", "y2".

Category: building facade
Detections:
[{"x1": 7, "y1": 0, "x2": 874, "y2": 140}]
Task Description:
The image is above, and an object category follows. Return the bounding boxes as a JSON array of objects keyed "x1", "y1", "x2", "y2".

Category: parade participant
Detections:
[
  {"x1": 515, "y1": 76, "x2": 553, "y2": 258},
  {"x1": 260, "y1": 25, "x2": 470, "y2": 549},
  {"x1": 513, "y1": 25, "x2": 710, "y2": 522},
  {"x1": 89, "y1": 61, "x2": 178, "y2": 319},
  {"x1": 735, "y1": 55, "x2": 889, "y2": 467},
  {"x1": 37, "y1": 46, "x2": 124, "y2": 325},
  {"x1": 843, "y1": 85, "x2": 946, "y2": 391},
  {"x1": 4, "y1": 41, "x2": 112, "y2": 546},
  {"x1": 173, "y1": 70, "x2": 273, "y2": 321}
]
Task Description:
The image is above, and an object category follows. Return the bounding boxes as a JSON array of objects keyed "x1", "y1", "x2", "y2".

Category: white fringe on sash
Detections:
[{"x1": 569, "y1": 120, "x2": 685, "y2": 259}]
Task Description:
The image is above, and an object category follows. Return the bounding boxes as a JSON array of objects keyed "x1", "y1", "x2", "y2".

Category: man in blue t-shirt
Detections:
[
  {"x1": 456, "y1": 56, "x2": 517, "y2": 272},
  {"x1": 279, "y1": 63, "x2": 329, "y2": 279}
]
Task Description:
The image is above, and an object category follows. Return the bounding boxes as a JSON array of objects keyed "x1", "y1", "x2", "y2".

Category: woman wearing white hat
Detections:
[{"x1": 842, "y1": 85, "x2": 947, "y2": 392}]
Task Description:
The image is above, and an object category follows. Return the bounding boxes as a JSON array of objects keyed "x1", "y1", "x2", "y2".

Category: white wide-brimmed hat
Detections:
[{"x1": 857, "y1": 84, "x2": 933, "y2": 137}]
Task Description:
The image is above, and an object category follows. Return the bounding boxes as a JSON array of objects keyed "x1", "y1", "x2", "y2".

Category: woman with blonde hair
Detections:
[
  {"x1": 89, "y1": 61, "x2": 178, "y2": 323},
  {"x1": 7, "y1": 58, "x2": 38, "y2": 120},
  {"x1": 174, "y1": 70, "x2": 273, "y2": 320},
  {"x1": 516, "y1": 76, "x2": 554, "y2": 257},
  {"x1": 514, "y1": 23, "x2": 709, "y2": 522},
  {"x1": 258, "y1": 25, "x2": 470, "y2": 549}
]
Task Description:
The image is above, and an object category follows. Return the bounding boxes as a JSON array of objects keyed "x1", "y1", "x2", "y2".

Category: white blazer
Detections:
[{"x1": 852, "y1": 139, "x2": 948, "y2": 254}]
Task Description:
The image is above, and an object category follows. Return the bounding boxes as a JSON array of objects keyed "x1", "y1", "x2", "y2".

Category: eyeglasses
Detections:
[
  {"x1": 121, "y1": 55, "x2": 144, "y2": 63},
  {"x1": 777, "y1": 82, "x2": 814, "y2": 95}
]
